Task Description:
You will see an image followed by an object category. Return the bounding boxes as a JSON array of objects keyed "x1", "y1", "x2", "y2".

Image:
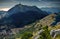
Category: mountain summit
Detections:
[
  {"x1": 3, "y1": 4, "x2": 49, "y2": 28},
  {"x1": 7, "y1": 4, "x2": 48, "y2": 16}
]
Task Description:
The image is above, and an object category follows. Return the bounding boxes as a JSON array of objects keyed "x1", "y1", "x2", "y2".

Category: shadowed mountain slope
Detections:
[{"x1": 2, "y1": 4, "x2": 49, "y2": 28}]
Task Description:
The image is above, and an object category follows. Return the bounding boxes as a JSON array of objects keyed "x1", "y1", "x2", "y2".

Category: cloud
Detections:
[
  {"x1": 0, "y1": 0, "x2": 60, "y2": 3},
  {"x1": 0, "y1": 0, "x2": 12, "y2": 2},
  {"x1": 0, "y1": 0, "x2": 60, "y2": 9},
  {"x1": 42, "y1": 0, "x2": 60, "y2": 1},
  {"x1": 0, "y1": 0, "x2": 39, "y2": 2}
]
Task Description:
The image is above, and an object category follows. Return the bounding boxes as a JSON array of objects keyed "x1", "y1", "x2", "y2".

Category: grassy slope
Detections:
[
  {"x1": 15, "y1": 14, "x2": 55, "y2": 38},
  {"x1": 15, "y1": 13, "x2": 60, "y2": 39}
]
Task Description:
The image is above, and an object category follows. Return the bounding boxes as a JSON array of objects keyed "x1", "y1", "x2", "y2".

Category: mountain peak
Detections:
[
  {"x1": 7, "y1": 4, "x2": 42, "y2": 16},
  {"x1": 4, "y1": 4, "x2": 49, "y2": 27},
  {"x1": 15, "y1": 4, "x2": 37, "y2": 8},
  {"x1": 15, "y1": 4, "x2": 25, "y2": 7},
  {"x1": 14, "y1": 4, "x2": 39, "y2": 11},
  {"x1": 9, "y1": 4, "x2": 37, "y2": 11}
]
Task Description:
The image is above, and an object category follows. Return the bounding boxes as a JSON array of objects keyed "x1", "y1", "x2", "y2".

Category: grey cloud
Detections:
[
  {"x1": 0, "y1": 0, "x2": 60, "y2": 9},
  {"x1": 42, "y1": 0, "x2": 60, "y2": 1}
]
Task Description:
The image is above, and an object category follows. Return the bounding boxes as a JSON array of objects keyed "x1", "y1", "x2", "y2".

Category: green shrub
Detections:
[
  {"x1": 39, "y1": 26, "x2": 52, "y2": 39},
  {"x1": 21, "y1": 32, "x2": 33, "y2": 39}
]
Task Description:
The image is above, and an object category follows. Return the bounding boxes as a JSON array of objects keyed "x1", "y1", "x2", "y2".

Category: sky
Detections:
[{"x1": 0, "y1": 0, "x2": 60, "y2": 11}]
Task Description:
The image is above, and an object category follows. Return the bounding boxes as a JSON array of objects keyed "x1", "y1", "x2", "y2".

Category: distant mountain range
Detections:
[
  {"x1": 41, "y1": 7, "x2": 60, "y2": 13},
  {"x1": 0, "y1": 11, "x2": 7, "y2": 19}
]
